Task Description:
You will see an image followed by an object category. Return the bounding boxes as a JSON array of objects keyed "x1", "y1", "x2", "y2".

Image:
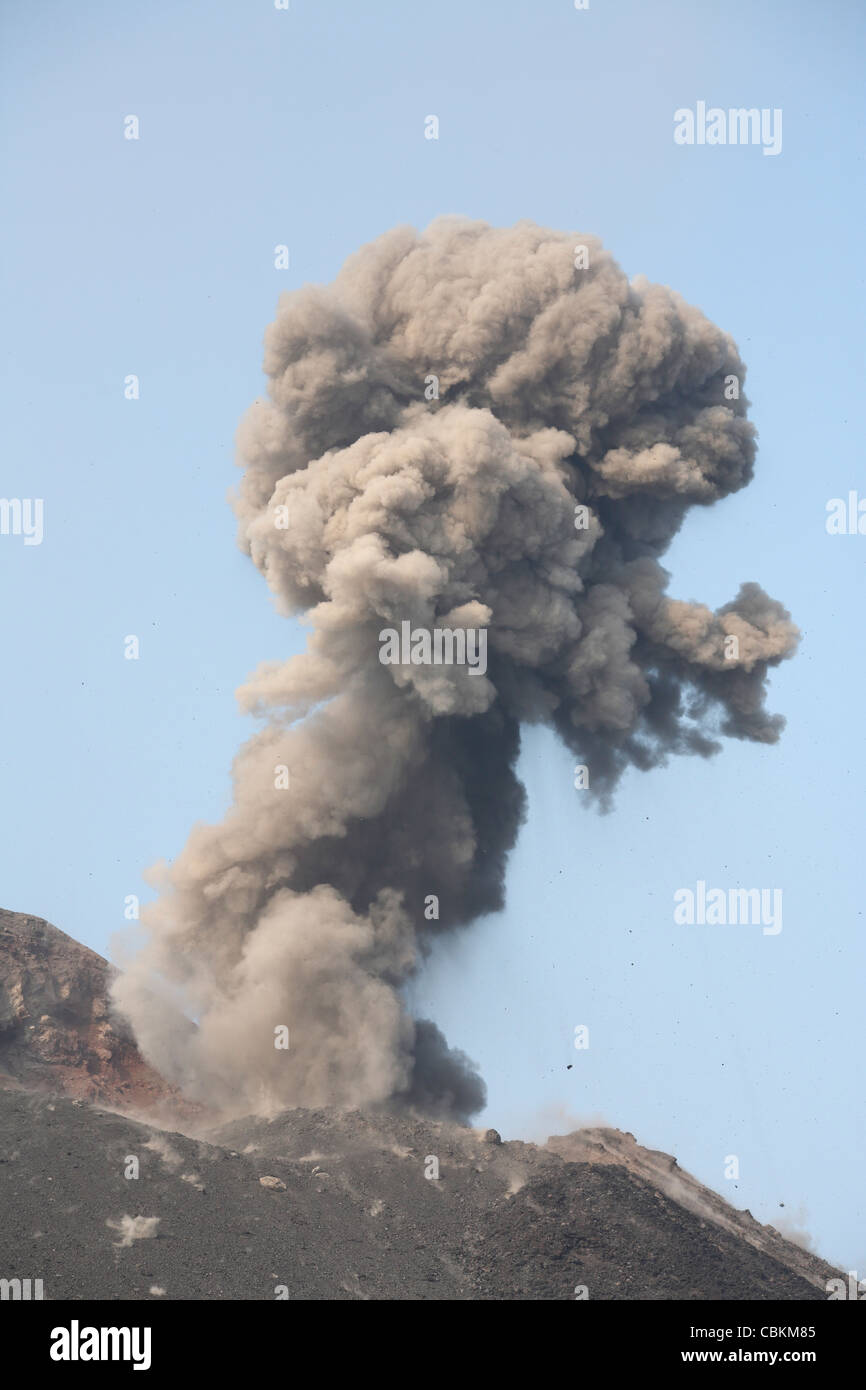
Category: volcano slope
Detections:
[
  {"x1": 0, "y1": 909, "x2": 840, "y2": 1301},
  {"x1": 0, "y1": 1091, "x2": 840, "y2": 1302}
]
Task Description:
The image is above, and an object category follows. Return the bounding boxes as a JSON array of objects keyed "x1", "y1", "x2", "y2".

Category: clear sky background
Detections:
[{"x1": 2, "y1": 0, "x2": 863, "y2": 1272}]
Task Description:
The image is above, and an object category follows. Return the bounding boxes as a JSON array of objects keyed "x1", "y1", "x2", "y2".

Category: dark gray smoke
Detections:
[{"x1": 112, "y1": 218, "x2": 797, "y2": 1120}]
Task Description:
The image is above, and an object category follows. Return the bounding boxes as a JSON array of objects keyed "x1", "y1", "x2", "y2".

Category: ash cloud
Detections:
[{"x1": 112, "y1": 218, "x2": 797, "y2": 1121}]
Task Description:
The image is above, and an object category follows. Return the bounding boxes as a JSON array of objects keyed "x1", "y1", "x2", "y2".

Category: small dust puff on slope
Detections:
[{"x1": 107, "y1": 1215, "x2": 161, "y2": 1248}]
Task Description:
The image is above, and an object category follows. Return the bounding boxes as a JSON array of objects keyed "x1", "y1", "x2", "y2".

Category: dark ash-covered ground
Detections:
[
  {"x1": 0, "y1": 1089, "x2": 839, "y2": 1301},
  {"x1": 0, "y1": 909, "x2": 841, "y2": 1301}
]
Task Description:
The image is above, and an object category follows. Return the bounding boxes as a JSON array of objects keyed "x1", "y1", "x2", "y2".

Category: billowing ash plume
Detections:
[{"x1": 113, "y1": 218, "x2": 798, "y2": 1121}]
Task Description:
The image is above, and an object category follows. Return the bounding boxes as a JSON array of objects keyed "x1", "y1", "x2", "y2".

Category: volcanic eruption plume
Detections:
[{"x1": 112, "y1": 218, "x2": 798, "y2": 1120}]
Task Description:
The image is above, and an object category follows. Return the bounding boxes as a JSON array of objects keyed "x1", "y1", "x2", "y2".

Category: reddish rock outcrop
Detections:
[{"x1": 0, "y1": 907, "x2": 190, "y2": 1119}]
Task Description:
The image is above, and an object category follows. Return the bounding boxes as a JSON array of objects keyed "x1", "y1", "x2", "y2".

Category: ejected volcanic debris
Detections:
[{"x1": 110, "y1": 218, "x2": 798, "y2": 1121}]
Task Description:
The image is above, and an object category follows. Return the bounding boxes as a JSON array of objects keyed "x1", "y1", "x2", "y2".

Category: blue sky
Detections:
[{"x1": 1, "y1": 0, "x2": 863, "y2": 1271}]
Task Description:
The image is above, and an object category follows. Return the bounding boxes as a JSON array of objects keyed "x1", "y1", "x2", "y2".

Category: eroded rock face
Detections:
[{"x1": 0, "y1": 908, "x2": 182, "y2": 1115}]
